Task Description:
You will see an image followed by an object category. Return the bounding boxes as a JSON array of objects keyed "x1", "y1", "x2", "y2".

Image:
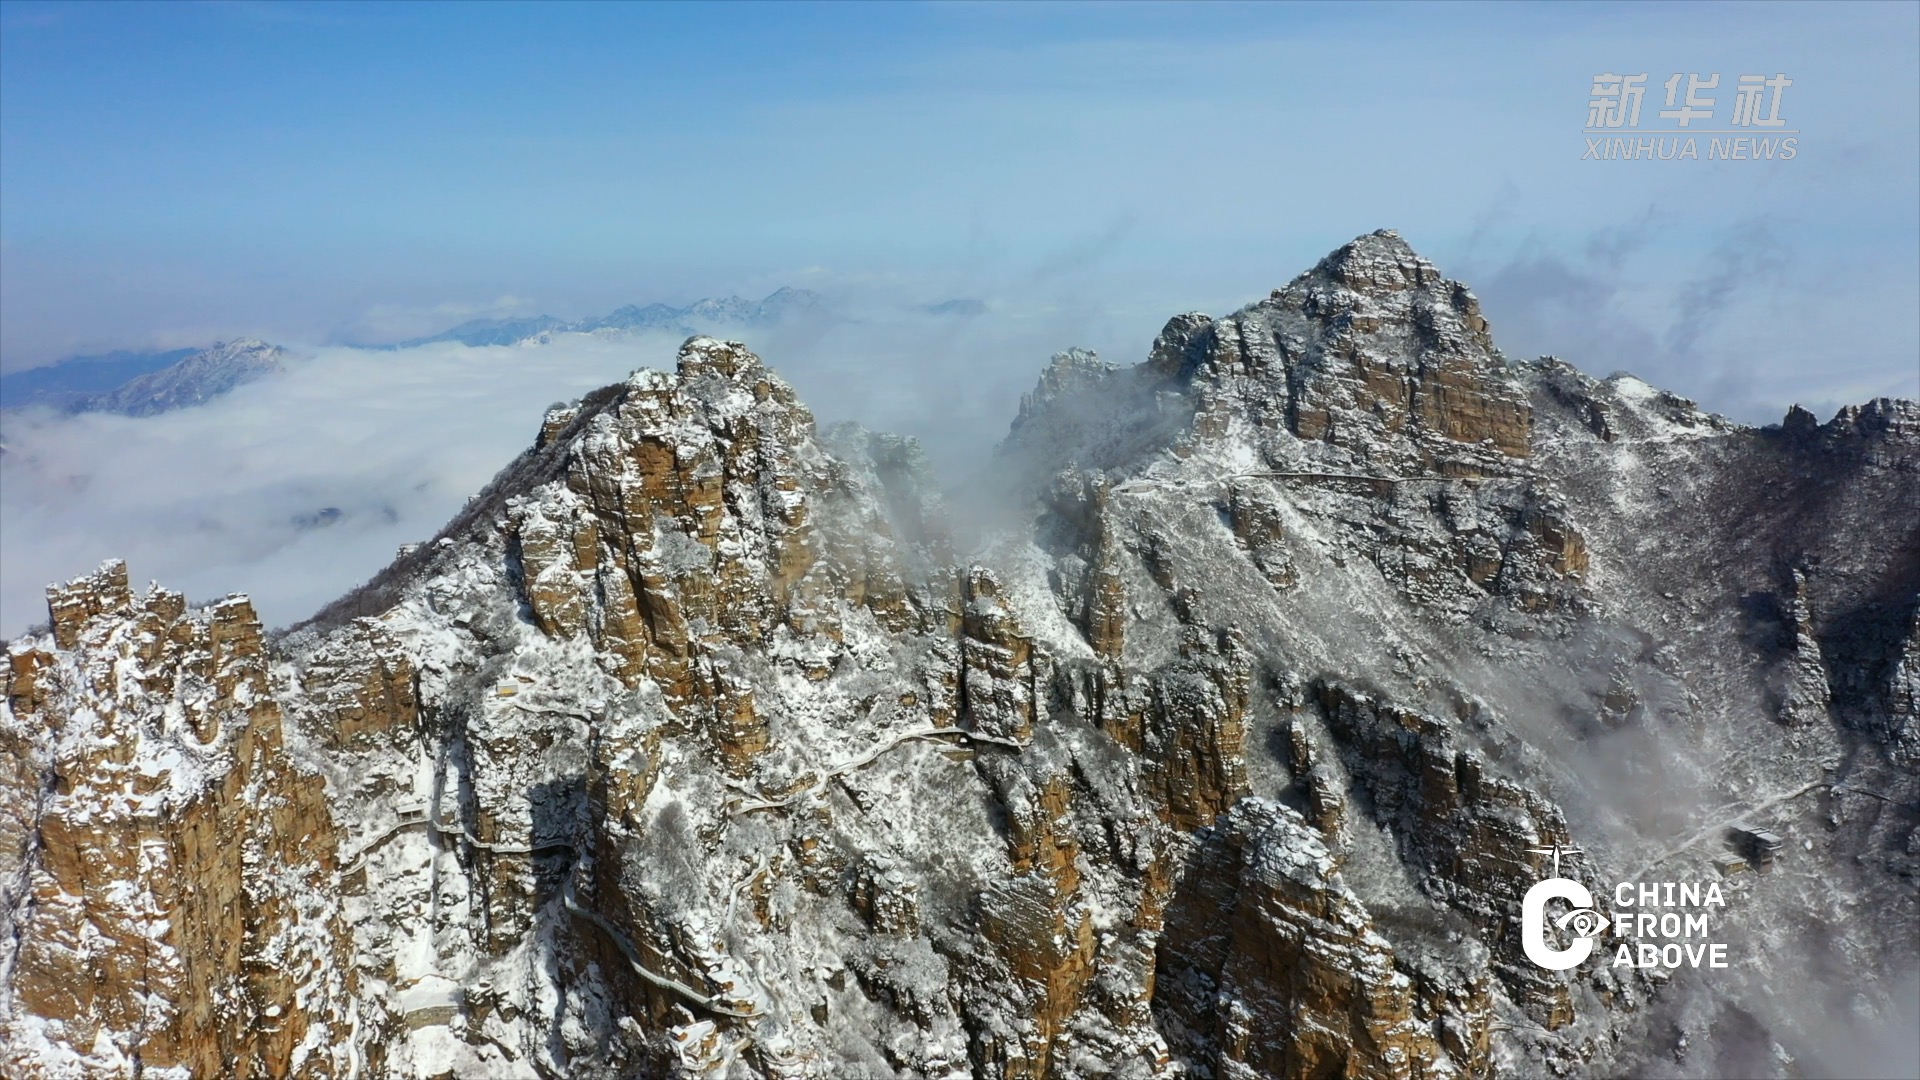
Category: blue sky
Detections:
[{"x1": 2, "y1": 0, "x2": 1916, "y2": 419}]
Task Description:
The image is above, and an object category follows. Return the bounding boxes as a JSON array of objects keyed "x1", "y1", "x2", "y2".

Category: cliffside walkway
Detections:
[
  {"x1": 726, "y1": 724, "x2": 1024, "y2": 816},
  {"x1": 1624, "y1": 779, "x2": 1912, "y2": 883},
  {"x1": 334, "y1": 716, "x2": 1025, "y2": 1058}
]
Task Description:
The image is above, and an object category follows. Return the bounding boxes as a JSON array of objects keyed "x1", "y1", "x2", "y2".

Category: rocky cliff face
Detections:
[
  {"x1": 4, "y1": 232, "x2": 1915, "y2": 1079},
  {"x1": 3, "y1": 561, "x2": 349, "y2": 1078}
]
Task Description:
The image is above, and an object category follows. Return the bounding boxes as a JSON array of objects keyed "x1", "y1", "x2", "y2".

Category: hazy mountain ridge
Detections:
[
  {"x1": 1, "y1": 233, "x2": 1913, "y2": 1080},
  {"x1": 72, "y1": 338, "x2": 289, "y2": 417},
  {"x1": 388, "y1": 286, "x2": 826, "y2": 350},
  {"x1": 0, "y1": 289, "x2": 823, "y2": 421},
  {"x1": 0, "y1": 339, "x2": 288, "y2": 419},
  {"x1": 0, "y1": 347, "x2": 197, "y2": 412}
]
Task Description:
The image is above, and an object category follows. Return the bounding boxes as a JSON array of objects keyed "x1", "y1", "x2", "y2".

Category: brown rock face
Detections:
[
  {"x1": 296, "y1": 618, "x2": 421, "y2": 751},
  {"x1": 44, "y1": 558, "x2": 135, "y2": 649},
  {"x1": 974, "y1": 869, "x2": 1100, "y2": 1078},
  {"x1": 505, "y1": 339, "x2": 947, "y2": 766},
  {"x1": 1082, "y1": 484, "x2": 1130, "y2": 662},
  {"x1": 1309, "y1": 682, "x2": 1586, "y2": 1028},
  {"x1": 1225, "y1": 482, "x2": 1298, "y2": 590},
  {"x1": 962, "y1": 568, "x2": 1046, "y2": 742},
  {"x1": 2, "y1": 562, "x2": 350, "y2": 1078},
  {"x1": 1141, "y1": 629, "x2": 1253, "y2": 831},
  {"x1": 1156, "y1": 799, "x2": 1471, "y2": 1080}
]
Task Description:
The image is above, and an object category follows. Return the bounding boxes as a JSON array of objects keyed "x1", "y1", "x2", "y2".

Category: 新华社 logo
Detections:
[{"x1": 1581, "y1": 71, "x2": 1799, "y2": 161}]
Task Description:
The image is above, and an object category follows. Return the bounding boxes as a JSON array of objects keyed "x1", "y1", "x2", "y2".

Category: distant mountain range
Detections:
[
  {"x1": 0, "y1": 347, "x2": 197, "y2": 411},
  {"x1": 386, "y1": 286, "x2": 825, "y2": 349},
  {"x1": 0, "y1": 288, "x2": 828, "y2": 420},
  {"x1": 76, "y1": 339, "x2": 287, "y2": 417},
  {"x1": 923, "y1": 297, "x2": 986, "y2": 318},
  {"x1": 0, "y1": 340, "x2": 285, "y2": 417}
]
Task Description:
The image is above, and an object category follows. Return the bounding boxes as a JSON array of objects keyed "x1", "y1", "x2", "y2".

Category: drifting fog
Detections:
[{"x1": 0, "y1": 301, "x2": 1165, "y2": 638}]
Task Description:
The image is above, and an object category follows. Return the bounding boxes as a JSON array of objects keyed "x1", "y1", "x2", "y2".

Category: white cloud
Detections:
[
  {"x1": 0, "y1": 333, "x2": 686, "y2": 635},
  {"x1": 3, "y1": 221, "x2": 1913, "y2": 640},
  {"x1": 0, "y1": 298, "x2": 1172, "y2": 637}
]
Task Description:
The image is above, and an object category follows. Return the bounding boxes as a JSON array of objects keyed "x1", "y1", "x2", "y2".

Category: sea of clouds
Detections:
[
  {"x1": 4, "y1": 213, "x2": 1916, "y2": 641},
  {"x1": 0, "y1": 301, "x2": 1165, "y2": 637}
]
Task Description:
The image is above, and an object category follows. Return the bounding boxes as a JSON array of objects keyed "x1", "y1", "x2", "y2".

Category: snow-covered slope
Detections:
[
  {"x1": 66, "y1": 338, "x2": 289, "y2": 417},
  {"x1": 3, "y1": 233, "x2": 1915, "y2": 1079},
  {"x1": 0, "y1": 348, "x2": 199, "y2": 412}
]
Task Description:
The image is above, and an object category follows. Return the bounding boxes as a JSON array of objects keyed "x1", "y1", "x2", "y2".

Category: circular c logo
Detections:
[{"x1": 1522, "y1": 878, "x2": 1597, "y2": 970}]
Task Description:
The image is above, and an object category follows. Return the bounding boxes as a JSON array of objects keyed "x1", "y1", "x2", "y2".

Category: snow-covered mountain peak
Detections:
[
  {"x1": 4, "y1": 240, "x2": 1915, "y2": 1080},
  {"x1": 1001, "y1": 232, "x2": 1528, "y2": 496},
  {"x1": 1296, "y1": 227, "x2": 1442, "y2": 296}
]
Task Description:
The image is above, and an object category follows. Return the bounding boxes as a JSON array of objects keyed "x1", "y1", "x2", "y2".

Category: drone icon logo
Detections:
[{"x1": 1521, "y1": 843, "x2": 1612, "y2": 971}]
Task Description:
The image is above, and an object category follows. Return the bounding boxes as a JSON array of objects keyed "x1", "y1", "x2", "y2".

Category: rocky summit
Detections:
[{"x1": 3, "y1": 231, "x2": 1915, "y2": 1079}]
